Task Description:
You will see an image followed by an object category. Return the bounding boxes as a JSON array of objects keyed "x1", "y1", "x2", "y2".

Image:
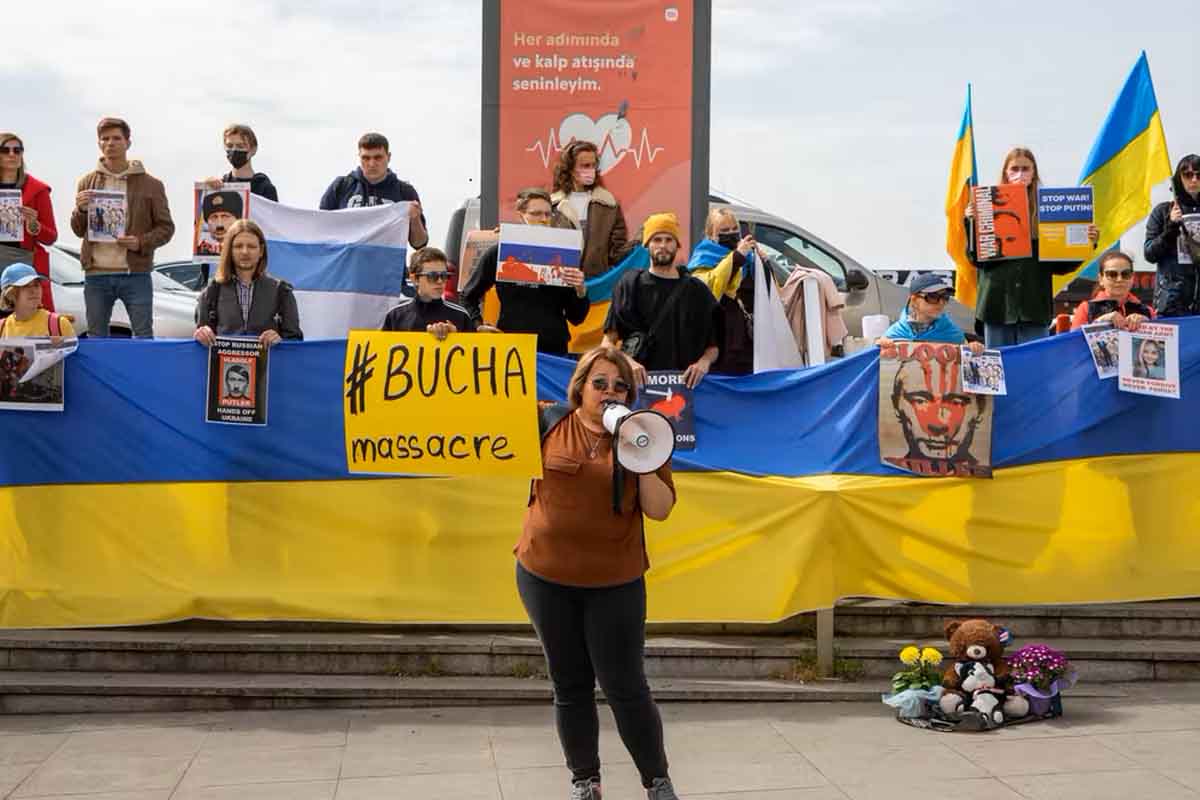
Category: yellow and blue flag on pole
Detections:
[
  {"x1": 1055, "y1": 51, "x2": 1171, "y2": 291},
  {"x1": 946, "y1": 85, "x2": 979, "y2": 308}
]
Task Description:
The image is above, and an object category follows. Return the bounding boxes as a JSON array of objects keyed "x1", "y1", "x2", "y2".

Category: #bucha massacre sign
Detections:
[{"x1": 342, "y1": 332, "x2": 542, "y2": 477}]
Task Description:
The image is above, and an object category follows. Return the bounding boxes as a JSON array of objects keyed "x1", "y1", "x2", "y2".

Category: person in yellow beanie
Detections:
[{"x1": 602, "y1": 212, "x2": 720, "y2": 387}]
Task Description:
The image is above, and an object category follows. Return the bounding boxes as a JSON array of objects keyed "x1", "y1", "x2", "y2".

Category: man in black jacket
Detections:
[
  {"x1": 319, "y1": 132, "x2": 429, "y2": 249},
  {"x1": 381, "y1": 247, "x2": 475, "y2": 339}
]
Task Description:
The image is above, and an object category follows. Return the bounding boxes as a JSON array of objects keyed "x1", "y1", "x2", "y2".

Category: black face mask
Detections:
[
  {"x1": 717, "y1": 232, "x2": 740, "y2": 250},
  {"x1": 226, "y1": 149, "x2": 250, "y2": 169}
]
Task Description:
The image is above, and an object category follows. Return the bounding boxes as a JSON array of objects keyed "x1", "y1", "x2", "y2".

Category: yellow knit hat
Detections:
[{"x1": 641, "y1": 212, "x2": 682, "y2": 246}]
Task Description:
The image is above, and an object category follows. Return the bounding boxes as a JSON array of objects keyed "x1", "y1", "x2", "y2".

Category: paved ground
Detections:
[{"x1": 1, "y1": 685, "x2": 1200, "y2": 799}]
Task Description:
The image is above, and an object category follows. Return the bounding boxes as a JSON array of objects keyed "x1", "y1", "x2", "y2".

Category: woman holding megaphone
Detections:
[{"x1": 514, "y1": 345, "x2": 681, "y2": 800}]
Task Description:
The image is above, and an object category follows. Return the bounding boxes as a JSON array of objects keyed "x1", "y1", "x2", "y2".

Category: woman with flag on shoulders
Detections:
[
  {"x1": 967, "y1": 148, "x2": 1099, "y2": 348},
  {"x1": 686, "y1": 208, "x2": 758, "y2": 375}
]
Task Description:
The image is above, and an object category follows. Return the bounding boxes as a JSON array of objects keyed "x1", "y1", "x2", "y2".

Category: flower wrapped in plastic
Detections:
[
  {"x1": 1006, "y1": 643, "x2": 1077, "y2": 716},
  {"x1": 883, "y1": 644, "x2": 946, "y2": 718}
]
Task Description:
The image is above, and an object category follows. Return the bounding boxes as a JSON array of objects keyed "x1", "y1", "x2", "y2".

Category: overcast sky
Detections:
[{"x1": 5, "y1": 0, "x2": 1195, "y2": 271}]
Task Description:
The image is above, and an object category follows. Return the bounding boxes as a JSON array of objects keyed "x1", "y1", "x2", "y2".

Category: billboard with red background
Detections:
[{"x1": 484, "y1": 1, "x2": 709, "y2": 252}]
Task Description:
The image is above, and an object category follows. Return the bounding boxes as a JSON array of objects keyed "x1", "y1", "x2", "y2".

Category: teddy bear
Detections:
[{"x1": 938, "y1": 618, "x2": 1029, "y2": 724}]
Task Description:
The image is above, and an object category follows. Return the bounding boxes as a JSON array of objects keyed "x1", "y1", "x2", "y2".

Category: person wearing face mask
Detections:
[
  {"x1": 194, "y1": 219, "x2": 302, "y2": 348},
  {"x1": 686, "y1": 208, "x2": 760, "y2": 375},
  {"x1": 967, "y1": 147, "x2": 1099, "y2": 348},
  {"x1": 201, "y1": 123, "x2": 278, "y2": 201},
  {"x1": 0, "y1": 133, "x2": 58, "y2": 313},
  {"x1": 1145, "y1": 154, "x2": 1200, "y2": 318},
  {"x1": 1069, "y1": 251, "x2": 1154, "y2": 331},
  {"x1": 459, "y1": 187, "x2": 590, "y2": 355},
  {"x1": 602, "y1": 212, "x2": 720, "y2": 388},
  {"x1": 550, "y1": 140, "x2": 633, "y2": 278}
]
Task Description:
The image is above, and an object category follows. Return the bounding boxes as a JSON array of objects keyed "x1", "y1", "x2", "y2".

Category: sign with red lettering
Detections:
[{"x1": 878, "y1": 340, "x2": 993, "y2": 478}]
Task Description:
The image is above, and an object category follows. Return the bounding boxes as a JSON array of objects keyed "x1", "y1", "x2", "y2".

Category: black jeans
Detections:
[{"x1": 516, "y1": 561, "x2": 668, "y2": 788}]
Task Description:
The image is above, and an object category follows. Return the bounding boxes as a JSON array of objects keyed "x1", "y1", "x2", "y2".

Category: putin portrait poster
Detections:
[{"x1": 206, "y1": 336, "x2": 270, "y2": 426}]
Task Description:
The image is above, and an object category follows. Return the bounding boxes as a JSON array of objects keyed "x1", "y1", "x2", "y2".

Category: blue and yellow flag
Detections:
[
  {"x1": 946, "y1": 85, "x2": 979, "y2": 308},
  {"x1": 1056, "y1": 51, "x2": 1172, "y2": 292}
]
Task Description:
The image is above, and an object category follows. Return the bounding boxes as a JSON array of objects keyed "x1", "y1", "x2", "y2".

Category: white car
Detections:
[{"x1": 44, "y1": 246, "x2": 199, "y2": 338}]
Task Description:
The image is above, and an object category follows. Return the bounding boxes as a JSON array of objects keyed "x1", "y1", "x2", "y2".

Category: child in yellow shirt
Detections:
[{"x1": 0, "y1": 264, "x2": 75, "y2": 339}]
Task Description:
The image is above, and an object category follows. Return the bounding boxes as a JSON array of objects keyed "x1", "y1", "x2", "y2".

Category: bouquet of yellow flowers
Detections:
[{"x1": 891, "y1": 645, "x2": 944, "y2": 692}]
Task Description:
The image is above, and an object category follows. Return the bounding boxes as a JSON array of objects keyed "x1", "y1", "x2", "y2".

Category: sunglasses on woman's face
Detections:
[
  {"x1": 919, "y1": 291, "x2": 951, "y2": 304},
  {"x1": 590, "y1": 377, "x2": 630, "y2": 394},
  {"x1": 1103, "y1": 269, "x2": 1133, "y2": 280},
  {"x1": 0, "y1": 146, "x2": 23, "y2": 155},
  {"x1": 1181, "y1": 170, "x2": 1200, "y2": 180}
]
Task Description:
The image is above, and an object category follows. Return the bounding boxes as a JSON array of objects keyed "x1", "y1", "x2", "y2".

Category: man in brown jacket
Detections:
[{"x1": 70, "y1": 117, "x2": 174, "y2": 337}]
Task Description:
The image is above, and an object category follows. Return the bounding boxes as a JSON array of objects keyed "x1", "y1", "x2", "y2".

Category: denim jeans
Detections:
[
  {"x1": 516, "y1": 561, "x2": 669, "y2": 789},
  {"x1": 84, "y1": 272, "x2": 154, "y2": 338},
  {"x1": 983, "y1": 321, "x2": 1045, "y2": 348}
]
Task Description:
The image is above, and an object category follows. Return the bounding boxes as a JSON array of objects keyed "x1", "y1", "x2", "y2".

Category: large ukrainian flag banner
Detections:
[
  {"x1": 947, "y1": 85, "x2": 979, "y2": 308},
  {"x1": 1, "y1": 327, "x2": 1199, "y2": 628},
  {"x1": 1054, "y1": 51, "x2": 1172, "y2": 291}
]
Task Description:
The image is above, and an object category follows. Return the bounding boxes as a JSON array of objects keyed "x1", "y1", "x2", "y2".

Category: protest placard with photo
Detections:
[
  {"x1": 342, "y1": 331, "x2": 540, "y2": 477},
  {"x1": 0, "y1": 338, "x2": 74, "y2": 412},
  {"x1": 1037, "y1": 186, "x2": 1094, "y2": 261},
  {"x1": 878, "y1": 340, "x2": 993, "y2": 478},
  {"x1": 1082, "y1": 322, "x2": 1120, "y2": 379},
  {"x1": 960, "y1": 347, "x2": 1007, "y2": 395},
  {"x1": 636, "y1": 370, "x2": 695, "y2": 451},
  {"x1": 193, "y1": 182, "x2": 251, "y2": 263},
  {"x1": 86, "y1": 190, "x2": 126, "y2": 243},
  {"x1": 1178, "y1": 213, "x2": 1200, "y2": 265},
  {"x1": 0, "y1": 189, "x2": 22, "y2": 243},
  {"x1": 205, "y1": 336, "x2": 269, "y2": 425},
  {"x1": 496, "y1": 223, "x2": 583, "y2": 286},
  {"x1": 1118, "y1": 323, "x2": 1180, "y2": 399},
  {"x1": 972, "y1": 184, "x2": 1032, "y2": 261}
]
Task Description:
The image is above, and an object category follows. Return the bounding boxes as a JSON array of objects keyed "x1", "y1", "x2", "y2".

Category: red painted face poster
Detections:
[{"x1": 496, "y1": 1, "x2": 697, "y2": 251}]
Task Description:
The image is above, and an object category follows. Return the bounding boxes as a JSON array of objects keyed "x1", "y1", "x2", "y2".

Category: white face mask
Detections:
[{"x1": 574, "y1": 168, "x2": 596, "y2": 188}]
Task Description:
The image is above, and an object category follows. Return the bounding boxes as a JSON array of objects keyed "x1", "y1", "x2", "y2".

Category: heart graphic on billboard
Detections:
[{"x1": 558, "y1": 112, "x2": 633, "y2": 174}]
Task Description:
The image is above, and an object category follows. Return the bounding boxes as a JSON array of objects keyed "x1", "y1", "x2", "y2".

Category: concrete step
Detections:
[
  {"x1": 3, "y1": 630, "x2": 1199, "y2": 683},
  {"x1": 0, "y1": 672, "x2": 887, "y2": 714},
  {"x1": 833, "y1": 599, "x2": 1200, "y2": 639}
]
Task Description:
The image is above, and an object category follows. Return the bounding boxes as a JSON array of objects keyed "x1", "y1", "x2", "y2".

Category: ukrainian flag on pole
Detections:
[
  {"x1": 946, "y1": 85, "x2": 978, "y2": 308},
  {"x1": 1054, "y1": 51, "x2": 1171, "y2": 292}
]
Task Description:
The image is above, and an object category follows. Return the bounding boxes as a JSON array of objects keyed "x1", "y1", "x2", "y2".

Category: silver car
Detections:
[
  {"x1": 442, "y1": 193, "x2": 975, "y2": 340},
  {"x1": 42, "y1": 246, "x2": 199, "y2": 338}
]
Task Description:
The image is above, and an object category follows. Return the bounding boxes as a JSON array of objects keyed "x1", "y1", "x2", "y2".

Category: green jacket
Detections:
[{"x1": 970, "y1": 235, "x2": 1082, "y2": 326}]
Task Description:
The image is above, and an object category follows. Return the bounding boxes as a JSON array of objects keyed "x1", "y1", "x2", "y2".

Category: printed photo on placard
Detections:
[
  {"x1": 1118, "y1": 323, "x2": 1180, "y2": 399},
  {"x1": 193, "y1": 182, "x2": 251, "y2": 262},
  {"x1": 960, "y1": 347, "x2": 1007, "y2": 395},
  {"x1": 0, "y1": 189, "x2": 22, "y2": 242},
  {"x1": 636, "y1": 370, "x2": 695, "y2": 450},
  {"x1": 972, "y1": 184, "x2": 1032, "y2": 261},
  {"x1": 1178, "y1": 213, "x2": 1200, "y2": 266},
  {"x1": 878, "y1": 340, "x2": 992, "y2": 478},
  {"x1": 86, "y1": 190, "x2": 126, "y2": 242},
  {"x1": 0, "y1": 339, "x2": 69, "y2": 412},
  {"x1": 205, "y1": 336, "x2": 269, "y2": 425},
  {"x1": 1082, "y1": 322, "x2": 1120, "y2": 380},
  {"x1": 496, "y1": 223, "x2": 583, "y2": 286}
]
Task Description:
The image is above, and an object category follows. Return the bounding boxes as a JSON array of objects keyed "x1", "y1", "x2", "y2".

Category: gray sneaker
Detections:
[
  {"x1": 646, "y1": 777, "x2": 679, "y2": 800},
  {"x1": 570, "y1": 778, "x2": 602, "y2": 800}
]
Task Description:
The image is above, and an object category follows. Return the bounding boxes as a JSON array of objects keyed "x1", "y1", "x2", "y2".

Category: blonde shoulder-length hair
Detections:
[
  {"x1": 0, "y1": 132, "x2": 26, "y2": 188},
  {"x1": 214, "y1": 219, "x2": 268, "y2": 283}
]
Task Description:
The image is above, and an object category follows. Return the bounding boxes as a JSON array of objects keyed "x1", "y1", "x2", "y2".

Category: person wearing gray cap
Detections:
[{"x1": 876, "y1": 273, "x2": 983, "y2": 353}]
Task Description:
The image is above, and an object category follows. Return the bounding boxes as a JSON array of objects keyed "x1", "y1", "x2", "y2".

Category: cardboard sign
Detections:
[
  {"x1": 496, "y1": 223, "x2": 582, "y2": 286},
  {"x1": 1118, "y1": 323, "x2": 1180, "y2": 399},
  {"x1": 193, "y1": 182, "x2": 252, "y2": 263},
  {"x1": 878, "y1": 340, "x2": 993, "y2": 478},
  {"x1": 343, "y1": 331, "x2": 541, "y2": 477},
  {"x1": 206, "y1": 336, "x2": 269, "y2": 425},
  {"x1": 973, "y1": 184, "x2": 1032, "y2": 261},
  {"x1": 1037, "y1": 186, "x2": 1094, "y2": 261},
  {"x1": 636, "y1": 370, "x2": 695, "y2": 450}
]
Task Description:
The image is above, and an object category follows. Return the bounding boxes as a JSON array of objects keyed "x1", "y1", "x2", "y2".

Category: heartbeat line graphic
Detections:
[{"x1": 525, "y1": 127, "x2": 666, "y2": 169}]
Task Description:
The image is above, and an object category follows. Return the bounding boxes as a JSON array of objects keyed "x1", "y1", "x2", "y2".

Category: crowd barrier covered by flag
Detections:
[{"x1": 1, "y1": 321, "x2": 1198, "y2": 628}]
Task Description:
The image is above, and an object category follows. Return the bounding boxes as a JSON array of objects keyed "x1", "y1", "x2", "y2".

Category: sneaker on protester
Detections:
[
  {"x1": 570, "y1": 777, "x2": 602, "y2": 800},
  {"x1": 647, "y1": 776, "x2": 680, "y2": 800}
]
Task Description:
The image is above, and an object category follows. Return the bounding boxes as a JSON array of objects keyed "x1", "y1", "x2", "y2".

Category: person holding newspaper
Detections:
[
  {"x1": 459, "y1": 187, "x2": 590, "y2": 355},
  {"x1": 0, "y1": 132, "x2": 58, "y2": 312},
  {"x1": 1069, "y1": 251, "x2": 1154, "y2": 331},
  {"x1": 194, "y1": 219, "x2": 303, "y2": 347}
]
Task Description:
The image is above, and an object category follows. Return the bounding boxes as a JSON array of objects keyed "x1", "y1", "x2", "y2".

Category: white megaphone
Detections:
[{"x1": 601, "y1": 401, "x2": 676, "y2": 474}]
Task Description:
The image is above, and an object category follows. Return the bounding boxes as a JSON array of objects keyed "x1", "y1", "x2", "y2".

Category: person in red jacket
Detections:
[
  {"x1": 0, "y1": 132, "x2": 58, "y2": 311},
  {"x1": 1069, "y1": 251, "x2": 1155, "y2": 332}
]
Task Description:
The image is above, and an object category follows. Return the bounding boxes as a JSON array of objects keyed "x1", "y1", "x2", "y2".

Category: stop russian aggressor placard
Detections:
[{"x1": 342, "y1": 331, "x2": 542, "y2": 477}]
